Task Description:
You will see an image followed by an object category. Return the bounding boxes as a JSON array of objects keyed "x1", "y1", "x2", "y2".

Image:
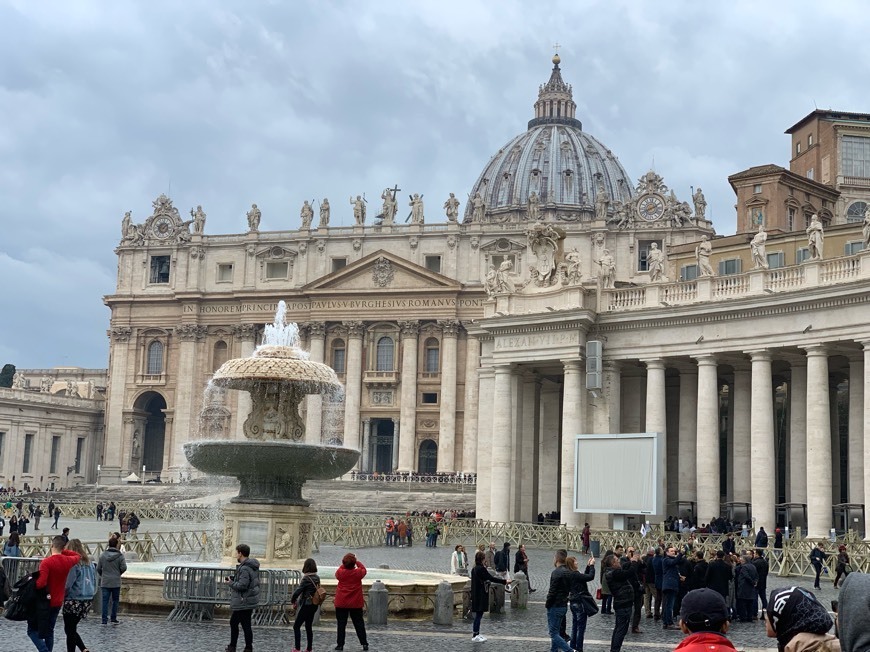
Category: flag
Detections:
[{"x1": 640, "y1": 523, "x2": 649, "y2": 538}]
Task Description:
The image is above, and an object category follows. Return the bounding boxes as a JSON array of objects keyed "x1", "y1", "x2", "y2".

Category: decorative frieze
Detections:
[
  {"x1": 371, "y1": 390, "x2": 394, "y2": 405},
  {"x1": 372, "y1": 257, "x2": 394, "y2": 287},
  {"x1": 177, "y1": 324, "x2": 208, "y2": 341}
]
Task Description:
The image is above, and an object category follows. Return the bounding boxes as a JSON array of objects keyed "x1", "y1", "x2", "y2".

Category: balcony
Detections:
[
  {"x1": 839, "y1": 175, "x2": 870, "y2": 188},
  {"x1": 363, "y1": 370, "x2": 398, "y2": 387},
  {"x1": 136, "y1": 373, "x2": 166, "y2": 386}
]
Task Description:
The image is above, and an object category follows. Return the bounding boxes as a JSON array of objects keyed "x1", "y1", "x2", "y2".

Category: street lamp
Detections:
[{"x1": 142, "y1": 465, "x2": 146, "y2": 485}]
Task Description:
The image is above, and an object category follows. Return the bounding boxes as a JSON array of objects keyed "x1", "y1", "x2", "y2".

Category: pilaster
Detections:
[
  {"x1": 437, "y1": 320, "x2": 459, "y2": 472},
  {"x1": 396, "y1": 320, "x2": 419, "y2": 472}
]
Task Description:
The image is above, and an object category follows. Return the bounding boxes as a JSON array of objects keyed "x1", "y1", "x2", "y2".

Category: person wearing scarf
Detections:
[{"x1": 765, "y1": 586, "x2": 839, "y2": 652}]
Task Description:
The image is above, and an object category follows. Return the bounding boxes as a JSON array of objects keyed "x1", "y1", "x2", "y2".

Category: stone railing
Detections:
[
  {"x1": 348, "y1": 471, "x2": 476, "y2": 485},
  {"x1": 18, "y1": 500, "x2": 220, "y2": 522}
]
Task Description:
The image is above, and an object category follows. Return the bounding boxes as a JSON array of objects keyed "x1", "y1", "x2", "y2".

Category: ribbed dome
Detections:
[{"x1": 464, "y1": 57, "x2": 634, "y2": 221}]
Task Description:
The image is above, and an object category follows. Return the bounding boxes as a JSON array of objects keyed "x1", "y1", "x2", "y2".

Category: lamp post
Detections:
[
  {"x1": 96, "y1": 464, "x2": 101, "y2": 516},
  {"x1": 142, "y1": 465, "x2": 146, "y2": 486}
]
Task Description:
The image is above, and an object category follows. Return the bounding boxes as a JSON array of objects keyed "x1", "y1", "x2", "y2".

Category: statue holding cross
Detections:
[{"x1": 380, "y1": 185, "x2": 400, "y2": 225}]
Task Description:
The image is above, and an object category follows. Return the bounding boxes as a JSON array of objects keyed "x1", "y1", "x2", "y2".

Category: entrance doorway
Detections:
[
  {"x1": 371, "y1": 419, "x2": 395, "y2": 473},
  {"x1": 136, "y1": 392, "x2": 167, "y2": 475},
  {"x1": 418, "y1": 439, "x2": 437, "y2": 474}
]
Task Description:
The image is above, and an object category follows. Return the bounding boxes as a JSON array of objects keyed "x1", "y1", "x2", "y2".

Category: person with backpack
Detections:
[
  {"x1": 4, "y1": 532, "x2": 21, "y2": 557},
  {"x1": 63, "y1": 539, "x2": 96, "y2": 652},
  {"x1": 97, "y1": 535, "x2": 127, "y2": 625},
  {"x1": 31, "y1": 535, "x2": 81, "y2": 652},
  {"x1": 290, "y1": 557, "x2": 321, "y2": 652}
]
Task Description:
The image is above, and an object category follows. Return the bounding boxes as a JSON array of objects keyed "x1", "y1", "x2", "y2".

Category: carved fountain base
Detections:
[{"x1": 221, "y1": 502, "x2": 315, "y2": 568}]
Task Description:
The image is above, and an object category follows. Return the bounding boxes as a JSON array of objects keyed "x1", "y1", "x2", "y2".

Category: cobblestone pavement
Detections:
[{"x1": 0, "y1": 530, "x2": 841, "y2": 652}]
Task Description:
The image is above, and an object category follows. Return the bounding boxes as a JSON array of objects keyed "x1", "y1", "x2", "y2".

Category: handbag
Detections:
[
  {"x1": 580, "y1": 593, "x2": 599, "y2": 617},
  {"x1": 595, "y1": 587, "x2": 602, "y2": 600}
]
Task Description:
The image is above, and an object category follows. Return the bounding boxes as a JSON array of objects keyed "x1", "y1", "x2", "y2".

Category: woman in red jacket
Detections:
[{"x1": 334, "y1": 553, "x2": 369, "y2": 651}]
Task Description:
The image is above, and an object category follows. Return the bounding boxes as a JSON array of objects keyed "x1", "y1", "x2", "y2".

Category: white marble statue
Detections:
[
  {"x1": 806, "y1": 213, "x2": 824, "y2": 260},
  {"x1": 484, "y1": 264, "x2": 498, "y2": 298},
  {"x1": 190, "y1": 205, "x2": 206, "y2": 234},
  {"x1": 528, "y1": 191, "x2": 540, "y2": 221},
  {"x1": 693, "y1": 187, "x2": 707, "y2": 219},
  {"x1": 300, "y1": 200, "x2": 314, "y2": 229},
  {"x1": 132, "y1": 431, "x2": 141, "y2": 459},
  {"x1": 12, "y1": 372, "x2": 26, "y2": 389},
  {"x1": 696, "y1": 235, "x2": 714, "y2": 277},
  {"x1": 65, "y1": 379, "x2": 79, "y2": 397},
  {"x1": 40, "y1": 375, "x2": 52, "y2": 393},
  {"x1": 246, "y1": 204, "x2": 261, "y2": 232},
  {"x1": 863, "y1": 205, "x2": 870, "y2": 248},
  {"x1": 594, "y1": 182, "x2": 610, "y2": 221},
  {"x1": 381, "y1": 188, "x2": 398, "y2": 225},
  {"x1": 495, "y1": 259, "x2": 516, "y2": 293},
  {"x1": 471, "y1": 192, "x2": 485, "y2": 223},
  {"x1": 443, "y1": 193, "x2": 460, "y2": 222},
  {"x1": 121, "y1": 211, "x2": 132, "y2": 240},
  {"x1": 597, "y1": 249, "x2": 616, "y2": 288},
  {"x1": 565, "y1": 248, "x2": 582, "y2": 285},
  {"x1": 527, "y1": 221, "x2": 561, "y2": 286},
  {"x1": 648, "y1": 242, "x2": 665, "y2": 282},
  {"x1": 319, "y1": 198, "x2": 330, "y2": 227},
  {"x1": 350, "y1": 195, "x2": 366, "y2": 225},
  {"x1": 750, "y1": 224, "x2": 769, "y2": 269},
  {"x1": 409, "y1": 194, "x2": 424, "y2": 224}
]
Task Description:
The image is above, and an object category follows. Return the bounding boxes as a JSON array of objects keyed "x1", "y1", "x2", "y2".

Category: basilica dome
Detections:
[{"x1": 465, "y1": 56, "x2": 634, "y2": 221}]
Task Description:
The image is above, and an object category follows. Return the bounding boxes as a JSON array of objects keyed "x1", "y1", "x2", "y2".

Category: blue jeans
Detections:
[
  {"x1": 569, "y1": 602, "x2": 588, "y2": 651},
  {"x1": 662, "y1": 589, "x2": 677, "y2": 626},
  {"x1": 102, "y1": 586, "x2": 120, "y2": 623},
  {"x1": 547, "y1": 606, "x2": 574, "y2": 652},
  {"x1": 27, "y1": 606, "x2": 59, "y2": 652},
  {"x1": 472, "y1": 610, "x2": 484, "y2": 636}
]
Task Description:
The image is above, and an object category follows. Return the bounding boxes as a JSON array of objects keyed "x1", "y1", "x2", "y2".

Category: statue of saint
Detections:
[
  {"x1": 409, "y1": 194, "x2": 424, "y2": 224},
  {"x1": 350, "y1": 195, "x2": 366, "y2": 225},
  {"x1": 527, "y1": 191, "x2": 540, "y2": 221},
  {"x1": 12, "y1": 372, "x2": 26, "y2": 389},
  {"x1": 121, "y1": 211, "x2": 132, "y2": 240},
  {"x1": 471, "y1": 192, "x2": 485, "y2": 223},
  {"x1": 696, "y1": 236, "x2": 714, "y2": 276},
  {"x1": 693, "y1": 188, "x2": 707, "y2": 219},
  {"x1": 40, "y1": 375, "x2": 52, "y2": 393},
  {"x1": 380, "y1": 188, "x2": 398, "y2": 225},
  {"x1": 132, "y1": 431, "x2": 141, "y2": 459},
  {"x1": 495, "y1": 259, "x2": 516, "y2": 293},
  {"x1": 863, "y1": 205, "x2": 870, "y2": 248},
  {"x1": 300, "y1": 201, "x2": 314, "y2": 229},
  {"x1": 648, "y1": 242, "x2": 665, "y2": 282},
  {"x1": 484, "y1": 264, "x2": 498, "y2": 298},
  {"x1": 597, "y1": 249, "x2": 616, "y2": 288},
  {"x1": 443, "y1": 193, "x2": 460, "y2": 222},
  {"x1": 750, "y1": 224, "x2": 769, "y2": 269},
  {"x1": 319, "y1": 198, "x2": 330, "y2": 227},
  {"x1": 246, "y1": 204, "x2": 261, "y2": 232},
  {"x1": 527, "y1": 221, "x2": 561, "y2": 285},
  {"x1": 65, "y1": 379, "x2": 79, "y2": 397},
  {"x1": 190, "y1": 205, "x2": 206, "y2": 234},
  {"x1": 806, "y1": 213, "x2": 824, "y2": 260},
  {"x1": 565, "y1": 248, "x2": 582, "y2": 285},
  {"x1": 594, "y1": 182, "x2": 610, "y2": 221}
]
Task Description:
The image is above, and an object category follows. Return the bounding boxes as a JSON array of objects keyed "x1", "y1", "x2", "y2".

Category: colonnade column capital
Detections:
[
  {"x1": 643, "y1": 358, "x2": 666, "y2": 371},
  {"x1": 561, "y1": 359, "x2": 582, "y2": 373},
  {"x1": 693, "y1": 354, "x2": 717, "y2": 367},
  {"x1": 437, "y1": 319, "x2": 461, "y2": 337},
  {"x1": 747, "y1": 349, "x2": 772, "y2": 362},
  {"x1": 398, "y1": 320, "x2": 420, "y2": 337},
  {"x1": 803, "y1": 343, "x2": 829, "y2": 356}
]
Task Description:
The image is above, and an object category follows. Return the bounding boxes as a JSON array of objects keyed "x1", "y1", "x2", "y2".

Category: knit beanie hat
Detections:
[{"x1": 766, "y1": 587, "x2": 833, "y2": 651}]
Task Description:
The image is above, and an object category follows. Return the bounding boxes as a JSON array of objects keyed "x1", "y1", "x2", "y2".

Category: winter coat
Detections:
[
  {"x1": 661, "y1": 553, "x2": 683, "y2": 591},
  {"x1": 605, "y1": 566, "x2": 634, "y2": 609},
  {"x1": 836, "y1": 551, "x2": 850, "y2": 573},
  {"x1": 755, "y1": 529, "x2": 768, "y2": 548},
  {"x1": 567, "y1": 564, "x2": 595, "y2": 604},
  {"x1": 722, "y1": 538, "x2": 736, "y2": 555},
  {"x1": 96, "y1": 547, "x2": 127, "y2": 589},
  {"x1": 3, "y1": 544, "x2": 20, "y2": 557},
  {"x1": 734, "y1": 563, "x2": 758, "y2": 600},
  {"x1": 690, "y1": 559, "x2": 709, "y2": 591},
  {"x1": 705, "y1": 559, "x2": 733, "y2": 599},
  {"x1": 643, "y1": 555, "x2": 657, "y2": 584},
  {"x1": 290, "y1": 572, "x2": 320, "y2": 607},
  {"x1": 229, "y1": 557, "x2": 261, "y2": 610},
  {"x1": 783, "y1": 632, "x2": 841, "y2": 652},
  {"x1": 334, "y1": 561, "x2": 367, "y2": 609},
  {"x1": 838, "y1": 573, "x2": 870, "y2": 652},
  {"x1": 470, "y1": 563, "x2": 504, "y2": 613},
  {"x1": 652, "y1": 554, "x2": 664, "y2": 590},
  {"x1": 674, "y1": 631, "x2": 739, "y2": 652},
  {"x1": 545, "y1": 564, "x2": 574, "y2": 608},
  {"x1": 752, "y1": 556, "x2": 769, "y2": 589}
]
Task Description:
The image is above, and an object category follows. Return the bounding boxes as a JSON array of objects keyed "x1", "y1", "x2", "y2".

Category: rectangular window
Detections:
[
  {"x1": 636, "y1": 240, "x2": 661, "y2": 272},
  {"x1": 424, "y1": 255, "x2": 442, "y2": 274},
  {"x1": 421, "y1": 392, "x2": 438, "y2": 404},
  {"x1": 331, "y1": 258, "x2": 347, "y2": 273},
  {"x1": 265, "y1": 261, "x2": 289, "y2": 279},
  {"x1": 332, "y1": 348, "x2": 346, "y2": 374},
  {"x1": 49, "y1": 435, "x2": 61, "y2": 474},
  {"x1": 718, "y1": 258, "x2": 742, "y2": 276},
  {"x1": 807, "y1": 168, "x2": 814, "y2": 180},
  {"x1": 808, "y1": 134, "x2": 814, "y2": 147},
  {"x1": 797, "y1": 247, "x2": 811, "y2": 264},
  {"x1": 149, "y1": 255, "x2": 171, "y2": 284},
  {"x1": 841, "y1": 135, "x2": 870, "y2": 177},
  {"x1": 680, "y1": 264, "x2": 699, "y2": 281},
  {"x1": 425, "y1": 347, "x2": 440, "y2": 372},
  {"x1": 787, "y1": 207, "x2": 796, "y2": 231},
  {"x1": 75, "y1": 438, "x2": 84, "y2": 474},
  {"x1": 767, "y1": 252, "x2": 785, "y2": 269},
  {"x1": 753, "y1": 184, "x2": 762, "y2": 194},
  {"x1": 217, "y1": 263, "x2": 234, "y2": 283},
  {"x1": 23, "y1": 434, "x2": 34, "y2": 474},
  {"x1": 796, "y1": 142, "x2": 801, "y2": 155},
  {"x1": 845, "y1": 241, "x2": 865, "y2": 256}
]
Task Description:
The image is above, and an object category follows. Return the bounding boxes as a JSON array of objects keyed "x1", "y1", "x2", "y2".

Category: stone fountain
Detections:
[{"x1": 184, "y1": 301, "x2": 359, "y2": 567}]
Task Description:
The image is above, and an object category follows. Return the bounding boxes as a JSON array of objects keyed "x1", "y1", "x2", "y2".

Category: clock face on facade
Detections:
[
  {"x1": 152, "y1": 216, "x2": 174, "y2": 239},
  {"x1": 637, "y1": 193, "x2": 666, "y2": 221}
]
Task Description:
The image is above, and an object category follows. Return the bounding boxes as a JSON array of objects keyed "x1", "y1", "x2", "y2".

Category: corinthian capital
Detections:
[
  {"x1": 437, "y1": 319, "x2": 461, "y2": 337},
  {"x1": 233, "y1": 323, "x2": 259, "y2": 342},
  {"x1": 398, "y1": 320, "x2": 420, "y2": 338},
  {"x1": 343, "y1": 320, "x2": 365, "y2": 338}
]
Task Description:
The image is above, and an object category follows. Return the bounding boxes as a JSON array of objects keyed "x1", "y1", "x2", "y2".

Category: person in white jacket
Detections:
[{"x1": 451, "y1": 545, "x2": 469, "y2": 576}]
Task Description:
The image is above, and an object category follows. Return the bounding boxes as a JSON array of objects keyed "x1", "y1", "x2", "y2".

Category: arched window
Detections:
[
  {"x1": 424, "y1": 337, "x2": 440, "y2": 373},
  {"x1": 212, "y1": 341, "x2": 228, "y2": 372},
  {"x1": 146, "y1": 341, "x2": 164, "y2": 375},
  {"x1": 331, "y1": 338, "x2": 346, "y2": 374},
  {"x1": 376, "y1": 337, "x2": 394, "y2": 371},
  {"x1": 846, "y1": 201, "x2": 868, "y2": 223}
]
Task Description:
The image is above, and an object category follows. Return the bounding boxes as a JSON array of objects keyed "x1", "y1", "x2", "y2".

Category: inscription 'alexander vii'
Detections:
[{"x1": 495, "y1": 332, "x2": 578, "y2": 350}]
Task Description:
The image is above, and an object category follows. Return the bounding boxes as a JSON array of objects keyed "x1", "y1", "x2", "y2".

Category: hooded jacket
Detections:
[
  {"x1": 229, "y1": 557, "x2": 261, "y2": 610},
  {"x1": 674, "y1": 632, "x2": 737, "y2": 652},
  {"x1": 838, "y1": 573, "x2": 870, "y2": 652},
  {"x1": 97, "y1": 547, "x2": 128, "y2": 589}
]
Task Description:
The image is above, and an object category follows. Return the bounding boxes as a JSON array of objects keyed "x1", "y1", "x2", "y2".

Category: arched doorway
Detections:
[
  {"x1": 135, "y1": 392, "x2": 167, "y2": 475},
  {"x1": 418, "y1": 439, "x2": 437, "y2": 474}
]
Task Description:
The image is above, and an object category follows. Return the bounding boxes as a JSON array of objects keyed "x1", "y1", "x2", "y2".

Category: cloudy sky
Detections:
[{"x1": 2, "y1": 0, "x2": 868, "y2": 369}]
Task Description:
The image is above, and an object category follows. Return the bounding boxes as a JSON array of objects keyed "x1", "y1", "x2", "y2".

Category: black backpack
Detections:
[{"x1": 4, "y1": 570, "x2": 39, "y2": 622}]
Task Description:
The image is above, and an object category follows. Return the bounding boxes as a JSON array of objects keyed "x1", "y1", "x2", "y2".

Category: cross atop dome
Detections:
[{"x1": 529, "y1": 53, "x2": 581, "y2": 130}]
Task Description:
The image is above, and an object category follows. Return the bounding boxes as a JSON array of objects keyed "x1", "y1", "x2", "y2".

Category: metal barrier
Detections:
[
  {"x1": 14, "y1": 529, "x2": 221, "y2": 562},
  {"x1": 2, "y1": 557, "x2": 42, "y2": 584},
  {"x1": 162, "y1": 565, "x2": 300, "y2": 624}
]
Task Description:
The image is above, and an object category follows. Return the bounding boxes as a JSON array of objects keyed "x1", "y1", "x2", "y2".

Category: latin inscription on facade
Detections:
[
  {"x1": 185, "y1": 298, "x2": 483, "y2": 314},
  {"x1": 494, "y1": 331, "x2": 579, "y2": 350}
]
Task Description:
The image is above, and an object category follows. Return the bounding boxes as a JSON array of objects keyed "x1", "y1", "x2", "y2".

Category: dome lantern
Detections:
[{"x1": 529, "y1": 53, "x2": 581, "y2": 130}]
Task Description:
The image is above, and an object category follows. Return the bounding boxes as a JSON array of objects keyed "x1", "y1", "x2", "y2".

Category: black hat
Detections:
[{"x1": 680, "y1": 588, "x2": 730, "y2": 631}]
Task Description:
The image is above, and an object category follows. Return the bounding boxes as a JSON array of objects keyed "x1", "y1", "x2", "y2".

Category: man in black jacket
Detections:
[
  {"x1": 751, "y1": 550, "x2": 769, "y2": 614},
  {"x1": 690, "y1": 550, "x2": 708, "y2": 591},
  {"x1": 704, "y1": 551, "x2": 733, "y2": 603},
  {"x1": 544, "y1": 549, "x2": 574, "y2": 652},
  {"x1": 809, "y1": 542, "x2": 827, "y2": 589},
  {"x1": 622, "y1": 548, "x2": 644, "y2": 633},
  {"x1": 722, "y1": 533, "x2": 736, "y2": 555}
]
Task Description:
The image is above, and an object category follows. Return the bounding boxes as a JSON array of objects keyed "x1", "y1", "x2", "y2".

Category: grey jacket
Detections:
[
  {"x1": 97, "y1": 547, "x2": 128, "y2": 589},
  {"x1": 839, "y1": 573, "x2": 870, "y2": 652},
  {"x1": 229, "y1": 557, "x2": 261, "y2": 610}
]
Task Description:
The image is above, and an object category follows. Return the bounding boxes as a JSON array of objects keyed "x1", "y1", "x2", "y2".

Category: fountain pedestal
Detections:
[{"x1": 221, "y1": 503, "x2": 315, "y2": 568}]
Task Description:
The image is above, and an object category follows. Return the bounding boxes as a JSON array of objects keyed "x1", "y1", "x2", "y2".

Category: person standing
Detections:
[
  {"x1": 722, "y1": 533, "x2": 736, "y2": 556},
  {"x1": 97, "y1": 534, "x2": 127, "y2": 625},
  {"x1": 661, "y1": 545, "x2": 684, "y2": 630},
  {"x1": 581, "y1": 524, "x2": 591, "y2": 555},
  {"x1": 605, "y1": 552, "x2": 635, "y2": 652},
  {"x1": 51, "y1": 507, "x2": 61, "y2": 530},
  {"x1": 834, "y1": 544, "x2": 851, "y2": 589},
  {"x1": 751, "y1": 550, "x2": 769, "y2": 614},
  {"x1": 544, "y1": 549, "x2": 574, "y2": 652},
  {"x1": 470, "y1": 550, "x2": 507, "y2": 642},
  {"x1": 63, "y1": 539, "x2": 97, "y2": 652},
  {"x1": 754, "y1": 527, "x2": 768, "y2": 552},
  {"x1": 642, "y1": 548, "x2": 658, "y2": 620},
  {"x1": 514, "y1": 544, "x2": 535, "y2": 592},
  {"x1": 451, "y1": 545, "x2": 469, "y2": 576},
  {"x1": 733, "y1": 555, "x2": 758, "y2": 623},
  {"x1": 652, "y1": 547, "x2": 664, "y2": 621},
  {"x1": 809, "y1": 542, "x2": 828, "y2": 590},
  {"x1": 290, "y1": 558, "x2": 320, "y2": 652},
  {"x1": 484, "y1": 541, "x2": 496, "y2": 569},
  {"x1": 624, "y1": 548, "x2": 644, "y2": 634},
  {"x1": 225, "y1": 543, "x2": 260, "y2": 652},
  {"x1": 30, "y1": 535, "x2": 81, "y2": 652},
  {"x1": 566, "y1": 555, "x2": 596, "y2": 651},
  {"x1": 33, "y1": 506, "x2": 42, "y2": 531},
  {"x1": 494, "y1": 542, "x2": 511, "y2": 581},
  {"x1": 3, "y1": 532, "x2": 21, "y2": 557},
  {"x1": 334, "y1": 553, "x2": 369, "y2": 651},
  {"x1": 773, "y1": 528, "x2": 783, "y2": 559}
]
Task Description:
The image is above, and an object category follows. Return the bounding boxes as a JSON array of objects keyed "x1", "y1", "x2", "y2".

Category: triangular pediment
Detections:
[{"x1": 302, "y1": 250, "x2": 461, "y2": 293}]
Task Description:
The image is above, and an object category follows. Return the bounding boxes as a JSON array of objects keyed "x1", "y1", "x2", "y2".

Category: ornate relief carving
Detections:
[
  {"x1": 110, "y1": 327, "x2": 132, "y2": 343},
  {"x1": 297, "y1": 523, "x2": 311, "y2": 559},
  {"x1": 299, "y1": 242, "x2": 308, "y2": 255},
  {"x1": 398, "y1": 320, "x2": 419, "y2": 338},
  {"x1": 274, "y1": 525, "x2": 294, "y2": 558},
  {"x1": 371, "y1": 390, "x2": 394, "y2": 405},
  {"x1": 409, "y1": 235, "x2": 419, "y2": 249},
  {"x1": 177, "y1": 324, "x2": 208, "y2": 341},
  {"x1": 418, "y1": 418, "x2": 438, "y2": 430},
  {"x1": 316, "y1": 240, "x2": 326, "y2": 254},
  {"x1": 344, "y1": 321, "x2": 365, "y2": 338},
  {"x1": 372, "y1": 257, "x2": 394, "y2": 287},
  {"x1": 438, "y1": 320, "x2": 460, "y2": 337},
  {"x1": 189, "y1": 245, "x2": 204, "y2": 259},
  {"x1": 246, "y1": 244, "x2": 257, "y2": 256},
  {"x1": 470, "y1": 236, "x2": 480, "y2": 250},
  {"x1": 306, "y1": 322, "x2": 327, "y2": 338},
  {"x1": 233, "y1": 323, "x2": 259, "y2": 342},
  {"x1": 447, "y1": 235, "x2": 456, "y2": 249},
  {"x1": 352, "y1": 238, "x2": 362, "y2": 251}
]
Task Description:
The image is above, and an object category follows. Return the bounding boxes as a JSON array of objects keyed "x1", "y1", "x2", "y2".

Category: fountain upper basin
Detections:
[{"x1": 211, "y1": 344, "x2": 341, "y2": 393}]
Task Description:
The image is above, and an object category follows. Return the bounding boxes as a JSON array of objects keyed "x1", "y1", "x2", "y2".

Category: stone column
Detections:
[
  {"x1": 360, "y1": 418, "x2": 371, "y2": 471},
  {"x1": 461, "y1": 331, "x2": 480, "y2": 474},
  {"x1": 788, "y1": 360, "x2": 808, "y2": 504},
  {"x1": 304, "y1": 322, "x2": 326, "y2": 444},
  {"x1": 233, "y1": 324, "x2": 259, "y2": 441},
  {"x1": 731, "y1": 364, "x2": 751, "y2": 503},
  {"x1": 805, "y1": 344, "x2": 832, "y2": 538},
  {"x1": 644, "y1": 359, "x2": 667, "y2": 517},
  {"x1": 391, "y1": 418, "x2": 400, "y2": 471},
  {"x1": 830, "y1": 379, "x2": 842, "y2": 505},
  {"x1": 476, "y1": 368, "x2": 494, "y2": 519},
  {"x1": 695, "y1": 356, "x2": 719, "y2": 523},
  {"x1": 538, "y1": 380, "x2": 561, "y2": 516},
  {"x1": 848, "y1": 355, "x2": 864, "y2": 503},
  {"x1": 678, "y1": 364, "x2": 699, "y2": 505},
  {"x1": 490, "y1": 364, "x2": 513, "y2": 523},
  {"x1": 437, "y1": 320, "x2": 459, "y2": 473},
  {"x1": 396, "y1": 321, "x2": 419, "y2": 472},
  {"x1": 560, "y1": 359, "x2": 584, "y2": 527},
  {"x1": 603, "y1": 361, "x2": 622, "y2": 433},
  {"x1": 519, "y1": 373, "x2": 541, "y2": 520},
  {"x1": 863, "y1": 342, "x2": 870, "y2": 541},
  {"x1": 103, "y1": 328, "x2": 133, "y2": 479},
  {"x1": 342, "y1": 321, "x2": 365, "y2": 455},
  {"x1": 170, "y1": 324, "x2": 206, "y2": 474},
  {"x1": 749, "y1": 350, "x2": 775, "y2": 532}
]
